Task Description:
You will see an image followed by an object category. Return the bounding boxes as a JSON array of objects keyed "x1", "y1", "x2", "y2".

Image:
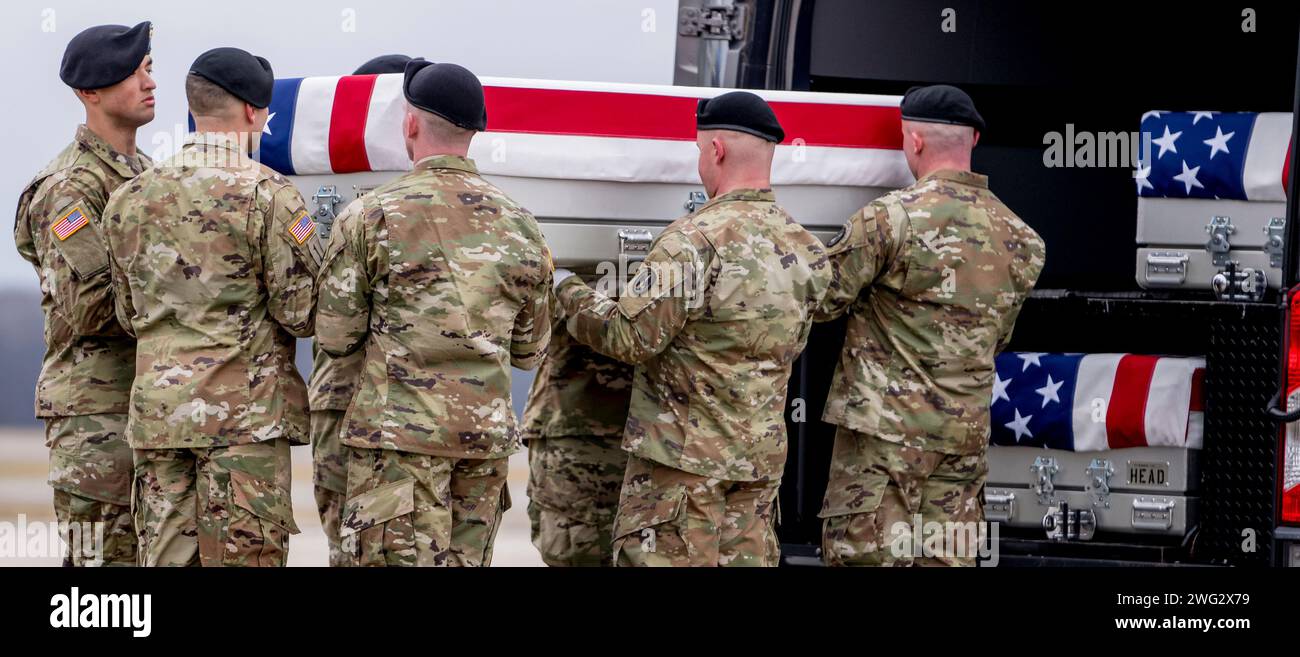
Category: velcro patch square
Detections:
[
  {"x1": 288, "y1": 210, "x2": 316, "y2": 244},
  {"x1": 51, "y1": 206, "x2": 90, "y2": 241}
]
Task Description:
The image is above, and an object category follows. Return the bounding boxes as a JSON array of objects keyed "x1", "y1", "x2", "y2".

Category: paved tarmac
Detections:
[{"x1": 0, "y1": 429, "x2": 545, "y2": 567}]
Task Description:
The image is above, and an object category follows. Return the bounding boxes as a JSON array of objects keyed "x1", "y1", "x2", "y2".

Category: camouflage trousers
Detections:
[
  {"x1": 133, "y1": 439, "x2": 300, "y2": 567},
  {"x1": 819, "y1": 426, "x2": 988, "y2": 567},
  {"x1": 526, "y1": 435, "x2": 628, "y2": 567},
  {"x1": 310, "y1": 410, "x2": 348, "y2": 567},
  {"x1": 612, "y1": 455, "x2": 781, "y2": 567},
  {"x1": 46, "y1": 413, "x2": 135, "y2": 566},
  {"x1": 340, "y1": 447, "x2": 511, "y2": 567}
]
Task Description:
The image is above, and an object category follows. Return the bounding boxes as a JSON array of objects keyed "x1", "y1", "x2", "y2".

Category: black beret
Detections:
[
  {"x1": 189, "y1": 47, "x2": 274, "y2": 108},
  {"x1": 900, "y1": 84, "x2": 985, "y2": 132},
  {"x1": 60, "y1": 21, "x2": 152, "y2": 90},
  {"x1": 402, "y1": 59, "x2": 486, "y2": 131},
  {"x1": 354, "y1": 54, "x2": 412, "y2": 75},
  {"x1": 696, "y1": 91, "x2": 784, "y2": 143}
]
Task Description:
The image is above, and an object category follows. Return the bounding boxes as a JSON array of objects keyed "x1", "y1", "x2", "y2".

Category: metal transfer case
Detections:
[
  {"x1": 1134, "y1": 111, "x2": 1292, "y2": 300},
  {"x1": 985, "y1": 445, "x2": 1200, "y2": 539},
  {"x1": 268, "y1": 74, "x2": 915, "y2": 270}
]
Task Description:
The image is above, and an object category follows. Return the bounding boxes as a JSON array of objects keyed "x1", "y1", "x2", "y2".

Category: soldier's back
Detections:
[
  {"x1": 105, "y1": 133, "x2": 318, "y2": 448},
  {"x1": 841, "y1": 169, "x2": 1045, "y2": 453},
  {"x1": 341, "y1": 155, "x2": 550, "y2": 458},
  {"x1": 626, "y1": 188, "x2": 829, "y2": 481}
]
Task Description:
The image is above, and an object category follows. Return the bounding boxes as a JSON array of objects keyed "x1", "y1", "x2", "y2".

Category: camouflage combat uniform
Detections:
[
  {"x1": 308, "y1": 344, "x2": 359, "y2": 567},
  {"x1": 815, "y1": 169, "x2": 1044, "y2": 567},
  {"x1": 316, "y1": 154, "x2": 551, "y2": 567},
  {"x1": 556, "y1": 188, "x2": 829, "y2": 567},
  {"x1": 103, "y1": 132, "x2": 322, "y2": 567},
  {"x1": 521, "y1": 305, "x2": 633, "y2": 567},
  {"x1": 14, "y1": 125, "x2": 149, "y2": 566}
]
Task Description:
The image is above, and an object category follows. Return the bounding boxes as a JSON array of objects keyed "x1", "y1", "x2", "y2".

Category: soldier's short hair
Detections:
[
  {"x1": 186, "y1": 73, "x2": 240, "y2": 117},
  {"x1": 413, "y1": 106, "x2": 474, "y2": 144},
  {"x1": 906, "y1": 120, "x2": 974, "y2": 152}
]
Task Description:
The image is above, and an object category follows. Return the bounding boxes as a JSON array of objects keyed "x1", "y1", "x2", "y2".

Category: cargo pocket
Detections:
[
  {"x1": 818, "y1": 473, "x2": 894, "y2": 567},
  {"x1": 129, "y1": 470, "x2": 145, "y2": 566},
  {"x1": 479, "y1": 485, "x2": 512, "y2": 567},
  {"x1": 765, "y1": 491, "x2": 783, "y2": 566},
  {"x1": 227, "y1": 470, "x2": 299, "y2": 567},
  {"x1": 611, "y1": 484, "x2": 688, "y2": 566},
  {"x1": 340, "y1": 478, "x2": 417, "y2": 567}
]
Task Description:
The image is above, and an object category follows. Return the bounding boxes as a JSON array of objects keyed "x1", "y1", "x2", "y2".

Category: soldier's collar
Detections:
[
  {"x1": 185, "y1": 131, "x2": 250, "y2": 156},
  {"x1": 413, "y1": 154, "x2": 478, "y2": 175},
  {"x1": 75, "y1": 124, "x2": 147, "y2": 178},
  {"x1": 920, "y1": 169, "x2": 988, "y2": 189},
  {"x1": 696, "y1": 187, "x2": 776, "y2": 213}
]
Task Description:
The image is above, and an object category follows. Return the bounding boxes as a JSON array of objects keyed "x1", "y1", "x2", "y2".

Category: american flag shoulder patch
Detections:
[
  {"x1": 51, "y1": 205, "x2": 90, "y2": 241},
  {"x1": 288, "y1": 210, "x2": 316, "y2": 245}
]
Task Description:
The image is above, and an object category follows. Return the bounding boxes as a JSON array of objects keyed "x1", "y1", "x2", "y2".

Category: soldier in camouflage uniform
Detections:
[
  {"x1": 553, "y1": 92, "x2": 829, "y2": 566},
  {"x1": 103, "y1": 48, "x2": 322, "y2": 567},
  {"x1": 521, "y1": 300, "x2": 633, "y2": 567},
  {"x1": 814, "y1": 85, "x2": 1045, "y2": 567},
  {"x1": 316, "y1": 60, "x2": 551, "y2": 567},
  {"x1": 307, "y1": 321, "x2": 355, "y2": 568},
  {"x1": 13, "y1": 22, "x2": 155, "y2": 566},
  {"x1": 307, "y1": 353, "x2": 354, "y2": 568},
  {"x1": 306, "y1": 55, "x2": 417, "y2": 568}
]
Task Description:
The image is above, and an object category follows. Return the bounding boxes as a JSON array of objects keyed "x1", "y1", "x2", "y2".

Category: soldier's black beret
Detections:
[
  {"x1": 60, "y1": 21, "x2": 152, "y2": 90},
  {"x1": 402, "y1": 59, "x2": 487, "y2": 131},
  {"x1": 900, "y1": 84, "x2": 985, "y2": 132},
  {"x1": 696, "y1": 91, "x2": 784, "y2": 143},
  {"x1": 354, "y1": 54, "x2": 412, "y2": 75},
  {"x1": 188, "y1": 47, "x2": 274, "y2": 108}
]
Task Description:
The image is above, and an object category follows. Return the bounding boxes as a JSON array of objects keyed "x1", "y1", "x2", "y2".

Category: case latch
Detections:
[
  {"x1": 1211, "y1": 261, "x2": 1266, "y2": 302},
  {"x1": 311, "y1": 185, "x2": 343, "y2": 240},
  {"x1": 684, "y1": 190, "x2": 708, "y2": 213},
  {"x1": 1265, "y1": 216, "x2": 1286, "y2": 269},
  {"x1": 1043, "y1": 502, "x2": 1096, "y2": 541},
  {"x1": 1085, "y1": 458, "x2": 1114, "y2": 508},
  {"x1": 1030, "y1": 455, "x2": 1059, "y2": 505},
  {"x1": 1205, "y1": 215, "x2": 1234, "y2": 266}
]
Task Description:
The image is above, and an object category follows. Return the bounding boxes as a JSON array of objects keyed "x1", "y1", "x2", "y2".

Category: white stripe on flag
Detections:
[
  {"x1": 466, "y1": 131, "x2": 913, "y2": 187},
  {"x1": 478, "y1": 76, "x2": 903, "y2": 107},
  {"x1": 1071, "y1": 354, "x2": 1124, "y2": 451},
  {"x1": 1143, "y1": 357, "x2": 1206, "y2": 447},
  {"x1": 363, "y1": 74, "x2": 409, "y2": 172},
  {"x1": 1242, "y1": 112, "x2": 1291, "y2": 201},
  {"x1": 290, "y1": 76, "x2": 341, "y2": 175}
]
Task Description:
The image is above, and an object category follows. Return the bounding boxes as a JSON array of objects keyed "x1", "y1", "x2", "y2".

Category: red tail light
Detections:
[{"x1": 1281, "y1": 288, "x2": 1300, "y2": 524}]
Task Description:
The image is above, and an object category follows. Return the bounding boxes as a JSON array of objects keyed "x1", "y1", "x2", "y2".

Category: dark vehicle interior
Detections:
[{"x1": 772, "y1": 0, "x2": 1300, "y2": 565}]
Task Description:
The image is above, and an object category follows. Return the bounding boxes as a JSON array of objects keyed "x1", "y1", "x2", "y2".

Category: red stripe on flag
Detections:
[
  {"x1": 1284, "y1": 139, "x2": 1292, "y2": 197},
  {"x1": 1189, "y1": 367, "x2": 1205, "y2": 413},
  {"x1": 329, "y1": 75, "x2": 377, "y2": 173},
  {"x1": 1105, "y1": 355, "x2": 1159, "y2": 448},
  {"x1": 480, "y1": 86, "x2": 902, "y2": 149}
]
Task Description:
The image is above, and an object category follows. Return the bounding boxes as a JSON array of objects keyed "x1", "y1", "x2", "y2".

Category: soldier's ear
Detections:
[
  {"x1": 404, "y1": 110, "x2": 418, "y2": 141},
  {"x1": 74, "y1": 88, "x2": 99, "y2": 106},
  {"x1": 712, "y1": 136, "x2": 726, "y2": 164},
  {"x1": 972, "y1": 129, "x2": 981, "y2": 147}
]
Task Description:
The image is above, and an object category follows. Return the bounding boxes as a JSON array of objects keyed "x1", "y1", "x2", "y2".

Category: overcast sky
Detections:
[{"x1": 0, "y1": 0, "x2": 678, "y2": 288}]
